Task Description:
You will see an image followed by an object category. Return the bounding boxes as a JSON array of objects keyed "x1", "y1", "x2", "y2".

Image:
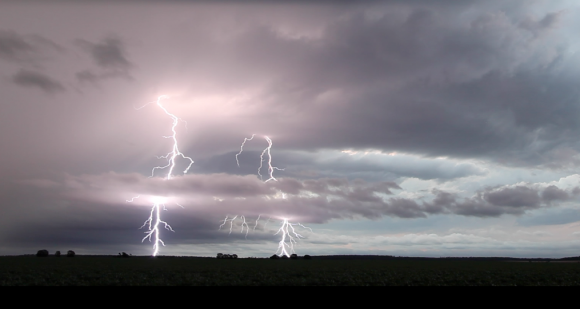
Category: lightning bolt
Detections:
[
  {"x1": 219, "y1": 215, "x2": 251, "y2": 238},
  {"x1": 126, "y1": 196, "x2": 141, "y2": 203},
  {"x1": 236, "y1": 135, "x2": 285, "y2": 182},
  {"x1": 127, "y1": 95, "x2": 194, "y2": 257},
  {"x1": 275, "y1": 219, "x2": 311, "y2": 257},
  {"x1": 149, "y1": 95, "x2": 194, "y2": 180},
  {"x1": 236, "y1": 134, "x2": 255, "y2": 167},
  {"x1": 260, "y1": 137, "x2": 285, "y2": 182},
  {"x1": 140, "y1": 200, "x2": 174, "y2": 257},
  {"x1": 253, "y1": 215, "x2": 262, "y2": 231},
  {"x1": 221, "y1": 135, "x2": 311, "y2": 257}
]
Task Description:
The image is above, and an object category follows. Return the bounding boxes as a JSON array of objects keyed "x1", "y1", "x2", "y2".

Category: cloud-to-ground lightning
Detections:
[
  {"x1": 221, "y1": 135, "x2": 311, "y2": 257},
  {"x1": 260, "y1": 137, "x2": 285, "y2": 183},
  {"x1": 127, "y1": 95, "x2": 194, "y2": 256},
  {"x1": 139, "y1": 197, "x2": 174, "y2": 257},
  {"x1": 275, "y1": 219, "x2": 313, "y2": 257}
]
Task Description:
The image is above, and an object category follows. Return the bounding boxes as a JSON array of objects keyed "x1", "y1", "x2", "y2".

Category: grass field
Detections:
[{"x1": 1, "y1": 256, "x2": 579, "y2": 286}]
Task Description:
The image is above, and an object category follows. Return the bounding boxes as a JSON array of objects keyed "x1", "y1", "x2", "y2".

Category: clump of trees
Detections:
[
  {"x1": 118, "y1": 252, "x2": 131, "y2": 258},
  {"x1": 216, "y1": 253, "x2": 238, "y2": 259},
  {"x1": 36, "y1": 250, "x2": 77, "y2": 257},
  {"x1": 36, "y1": 250, "x2": 49, "y2": 257}
]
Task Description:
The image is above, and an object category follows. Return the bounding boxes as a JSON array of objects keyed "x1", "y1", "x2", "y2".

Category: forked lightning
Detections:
[
  {"x1": 276, "y1": 219, "x2": 312, "y2": 257},
  {"x1": 223, "y1": 135, "x2": 311, "y2": 257},
  {"x1": 127, "y1": 96, "x2": 193, "y2": 256}
]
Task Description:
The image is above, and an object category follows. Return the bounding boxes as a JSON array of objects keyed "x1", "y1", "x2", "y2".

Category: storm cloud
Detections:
[
  {"x1": 11, "y1": 69, "x2": 65, "y2": 93},
  {"x1": 76, "y1": 37, "x2": 132, "y2": 70},
  {"x1": 75, "y1": 37, "x2": 133, "y2": 83},
  {"x1": 0, "y1": 30, "x2": 62, "y2": 64},
  {"x1": 449, "y1": 184, "x2": 577, "y2": 217},
  {"x1": 201, "y1": 7, "x2": 574, "y2": 166},
  {"x1": 1, "y1": 1, "x2": 580, "y2": 257},
  {"x1": 18, "y1": 172, "x2": 576, "y2": 223},
  {"x1": 0, "y1": 30, "x2": 34, "y2": 62}
]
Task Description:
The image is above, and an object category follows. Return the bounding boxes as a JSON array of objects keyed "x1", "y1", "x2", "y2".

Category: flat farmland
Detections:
[{"x1": 1, "y1": 256, "x2": 579, "y2": 286}]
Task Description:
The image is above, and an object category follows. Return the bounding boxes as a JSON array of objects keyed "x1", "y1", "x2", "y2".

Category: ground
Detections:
[{"x1": 1, "y1": 256, "x2": 579, "y2": 286}]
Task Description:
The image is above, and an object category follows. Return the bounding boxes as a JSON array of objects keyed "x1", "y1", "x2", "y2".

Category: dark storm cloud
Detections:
[
  {"x1": 448, "y1": 185, "x2": 577, "y2": 218},
  {"x1": 21, "y1": 172, "x2": 416, "y2": 222},
  {"x1": 0, "y1": 193, "x2": 273, "y2": 252},
  {"x1": 484, "y1": 186, "x2": 541, "y2": 208},
  {"x1": 2, "y1": 171, "x2": 572, "y2": 254},
  {"x1": 11, "y1": 69, "x2": 65, "y2": 93},
  {"x1": 188, "y1": 6, "x2": 575, "y2": 167},
  {"x1": 0, "y1": 30, "x2": 33, "y2": 62},
  {"x1": 0, "y1": 30, "x2": 62, "y2": 63},
  {"x1": 76, "y1": 69, "x2": 132, "y2": 84},
  {"x1": 21, "y1": 172, "x2": 578, "y2": 224},
  {"x1": 542, "y1": 185, "x2": 569, "y2": 203},
  {"x1": 74, "y1": 37, "x2": 133, "y2": 84},
  {"x1": 198, "y1": 150, "x2": 485, "y2": 182},
  {"x1": 256, "y1": 7, "x2": 553, "y2": 93},
  {"x1": 0, "y1": 179, "x2": 278, "y2": 252},
  {"x1": 76, "y1": 37, "x2": 132, "y2": 70},
  {"x1": 409, "y1": 70, "x2": 580, "y2": 165}
]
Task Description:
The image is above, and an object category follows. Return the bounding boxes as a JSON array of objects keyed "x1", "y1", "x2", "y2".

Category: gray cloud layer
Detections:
[
  {"x1": 224, "y1": 8, "x2": 573, "y2": 166},
  {"x1": 11, "y1": 69, "x2": 65, "y2": 93},
  {"x1": 98, "y1": 4, "x2": 570, "y2": 169},
  {"x1": 438, "y1": 185, "x2": 576, "y2": 218},
  {"x1": 23, "y1": 172, "x2": 576, "y2": 222},
  {"x1": 198, "y1": 150, "x2": 487, "y2": 182},
  {"x1": 0, "y1": 30, "x2": 34, "y2": 62},
  {"x1": 0, "y1": 30, "x2": 62, "y2": 64},
  {"x1": 76, "y1": 37, "x2": 132, "y2": 70},
  {"x1": 75, "y1": 37, "x2": 133, "y2": 83},
  {"x1": 3, "y1": 171, "x2": 575, "y2": 253}
]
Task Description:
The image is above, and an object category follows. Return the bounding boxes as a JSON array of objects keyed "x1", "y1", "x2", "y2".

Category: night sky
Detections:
[{"x1": 1, "y1": 0, "x2": 580, "y2": 257}]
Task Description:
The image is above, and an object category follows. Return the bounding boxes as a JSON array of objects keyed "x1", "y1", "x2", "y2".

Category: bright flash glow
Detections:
[
  {"x1": 127, "y1": 95, "x2": 193, "y2": 257},
  {"x1": 150, "y1": 196, "x2": 168, "y2": 205}
]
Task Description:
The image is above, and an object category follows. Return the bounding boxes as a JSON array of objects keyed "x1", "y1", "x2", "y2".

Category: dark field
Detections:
[{"x1": 1, "y1": 256, "x2": 580, "y2": 286}]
